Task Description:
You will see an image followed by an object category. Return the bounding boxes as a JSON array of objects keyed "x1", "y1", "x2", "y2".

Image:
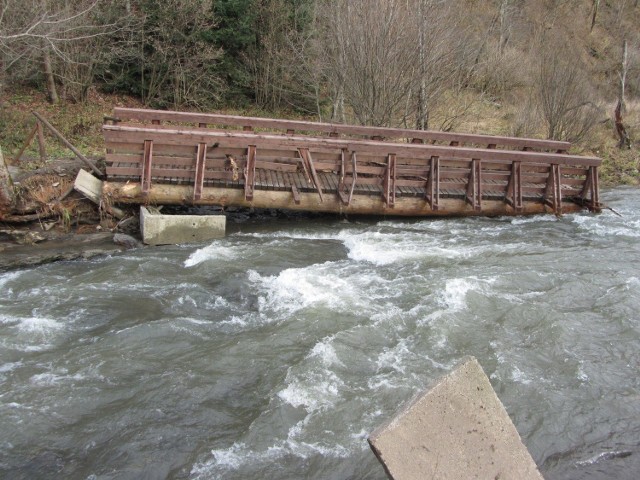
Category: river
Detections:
[{"x1": 1, "y1": 187, "x2": 639, "y2": 479}]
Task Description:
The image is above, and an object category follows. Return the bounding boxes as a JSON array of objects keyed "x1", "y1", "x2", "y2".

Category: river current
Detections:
[{"x1": 1, "y1": 187, "x2": 639, "y2": 479}]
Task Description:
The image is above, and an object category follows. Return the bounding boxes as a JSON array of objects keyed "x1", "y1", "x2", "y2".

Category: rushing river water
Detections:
[{"x1": 1, "y1": 187, "x2": 640, "y2": 480}]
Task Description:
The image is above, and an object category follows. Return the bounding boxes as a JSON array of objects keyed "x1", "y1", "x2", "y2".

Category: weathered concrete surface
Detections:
[
  {"x1": 74, "y1": 169, "x2": 124, "y2": 218},
  {"x1": 368, "y1": 356, "x2": 544, "y2": 480},
  {"x1": 140, "y1": 206, "x2": 225, "y2": 245}
]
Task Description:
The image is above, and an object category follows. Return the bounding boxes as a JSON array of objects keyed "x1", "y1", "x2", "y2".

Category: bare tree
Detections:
[
  {"x1": 412, "y1": 0, "x2": 476, "y2": 130},
  {"x1": 536, "y1": 45, "x2": 600, "y2": 142},
  {"x1": 615, "y1": 39, "x2": 632, "y2": 148},
  {"x1": 317, "y1": 0, "x2": 420, "y2": 127},
  {"x1": 0, "y1": 0, "x2": 121, "y2": 102}
]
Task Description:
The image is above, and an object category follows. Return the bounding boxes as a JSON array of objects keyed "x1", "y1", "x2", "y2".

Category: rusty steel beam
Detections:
[
  {"x1": 383, "y1": 153, "x2": 397, "y2": 207},
  {"x1": 466, "y1": 159, "x2": 482, "y2": 211},
  {"x1": 506, "y1": 161, "x2": 523, "y2": 212},
  {"x1": 112, "y1": 107, "x2": 572, "y2": 152},
  {"x1": 425, "y1": 156, "x2": 440, "y2": 211},
  {"x1": 298, "y1": 147, "x2": 324, "y2": 202},
  {"x1": 544, "y1": 164, "x2": 562, "y2": 215},
  {"x1": 103, "y1": 126, "x2": 601, "y2": 168}
]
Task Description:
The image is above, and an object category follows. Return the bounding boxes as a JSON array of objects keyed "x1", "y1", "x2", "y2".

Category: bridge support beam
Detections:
[{"x1": 103, "y1": 182, "x2": 587, "y2": 218}]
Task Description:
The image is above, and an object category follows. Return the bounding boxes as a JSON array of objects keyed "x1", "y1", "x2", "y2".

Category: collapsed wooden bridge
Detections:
[{"x1": 102, "y1": 108, "x2": 601, "y2": 217}]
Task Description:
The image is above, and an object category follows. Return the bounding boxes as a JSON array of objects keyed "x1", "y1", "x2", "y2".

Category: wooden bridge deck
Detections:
[{"x1": 101, "y1": 108, "x2": 602, "y2": 217}]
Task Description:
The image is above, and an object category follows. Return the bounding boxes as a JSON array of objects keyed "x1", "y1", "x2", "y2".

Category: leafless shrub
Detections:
[{"x1": 536, "y1": 46, "x2": 601, "y2": 143}]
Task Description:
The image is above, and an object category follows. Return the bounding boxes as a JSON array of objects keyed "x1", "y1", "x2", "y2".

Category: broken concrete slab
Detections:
[
  {"x1": 368, "y1": 356, "x2": 544, "y2": 480},
  {"x1": 140, "y1": 206, "x2": 225, "y2": 245},
  {"x1": 74, "y1": 169, "x2": 124, "y2": 218}
]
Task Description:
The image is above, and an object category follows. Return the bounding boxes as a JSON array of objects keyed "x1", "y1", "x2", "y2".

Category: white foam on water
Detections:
[
  {"x1": 277, "y1": 371, "x2": 344, "y2": 412},
  {"x1": 367, "y1": 373, "x2": 404, "y2": 391},
  {"x1": 0, "y1": 361, "x2": 22, "y2": 373},
  {"x1": 0, "y1": 270, "x2": 24, "y2": 291},
  {"x1": 15, "y1": 317, "x2": 64, "y2": 334},
  {"x1": 29, "y1": 363, "x2": 106, "y2": 386},
  {"x1": 571, "y1": 214, "x2": 640, "y2": 238},
  {"x1": 247, "y1": 263, "x2": 371, "y2": 315},
  {"x1": 440, "y1": 277, "x2": 483, "y2": 311},
  {"x1": 184, "y1": 243, "x2": 243, "y2": 267},
  {"x1": 510, "y1": 365, "x2": 532, "y2": 385},
  {"x1": 375, "y1": 219, "x2": 451, "y2": 232},
  {"x1": 338, "y1": 231, "x2": 456, "y2": 266},
  {"x1": 233, "y1": 230, "x2": 341, "y2": 241},
  {"x1": 218, "y1": 315, "x2": 249, "y2": 328},
  {"x1": 509, "y1": 215, "x2": 559, "y2": 225},
  {"x1": 308, "y1": 337, "x2": 344, "y2": 368},
  {"x1": 191, "y1": 427, "x2": 353, "y2": 479},
  {"x1": 575, "y1": 450, "x2": 633, "y2": 467},
  {"x1": 375, "y1": 338, "x2": 413, "y2": 374},
  {"x1": 30, "y1": 371, "x2": 84, "y2": 386},
  {"x1": 192, "y1": 442, "x2": 248, "y2": 473}
]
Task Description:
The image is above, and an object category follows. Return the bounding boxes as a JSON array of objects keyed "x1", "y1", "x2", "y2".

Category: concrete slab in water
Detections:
[
  {"x1": 140, "y1": 206, "x2": 225, "y2": 245},
  {"x1": 368, "y1": 356, "x2": 544, "y2": 480}
]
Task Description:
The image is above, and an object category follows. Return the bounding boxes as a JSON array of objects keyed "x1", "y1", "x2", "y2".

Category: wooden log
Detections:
[{"x1": 103, "y1": 181, "x2": 588, "y2": 217}]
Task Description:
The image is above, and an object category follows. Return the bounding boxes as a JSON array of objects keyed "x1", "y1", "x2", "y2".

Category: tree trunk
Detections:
[
  {"x1": 0, "y1": 146, "x2": 15, "y2": 218},
  {"x1": 615, "y1": 40, "x2": 631, "y2": 149},
  {"x1": 591, "y1": 0, "x2": 600, "y2": 31},
  {"x1": 416, "y1": 0, "x2": 428, "y2": 130},
  {"x1": 43, "y1": 47, "x2": 59, "y2": 104}
]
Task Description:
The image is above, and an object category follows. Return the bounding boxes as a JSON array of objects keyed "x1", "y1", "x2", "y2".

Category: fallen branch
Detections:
[{"x1": 32, "y1": 111, "x2": 103, "y2": 176}]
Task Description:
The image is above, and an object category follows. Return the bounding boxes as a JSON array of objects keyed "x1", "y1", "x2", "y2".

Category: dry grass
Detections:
[{"x1": 18, "y1": 174, "x2": 84, "y2": 230}]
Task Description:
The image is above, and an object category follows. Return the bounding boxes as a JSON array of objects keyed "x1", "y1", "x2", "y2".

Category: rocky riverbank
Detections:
[{"x1": 0, "y1": 231, "x2": 139, "y2": 271}]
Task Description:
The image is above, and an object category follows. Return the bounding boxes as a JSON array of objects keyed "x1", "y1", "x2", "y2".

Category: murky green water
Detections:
[{"x1": 1, "y1": 187, "x2": 639, "y2": 479}]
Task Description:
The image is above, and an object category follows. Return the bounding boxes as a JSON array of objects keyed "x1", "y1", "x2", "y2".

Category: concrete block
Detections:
[
  {"x1": 368, "y1": 356, "x2": 544, "y2": 480},
  {"x1": 140, "y1": 206, "x2": 225, "y2": 245},
  {"x1": 74, "y1": 169, "x2": 103, "y2": 205},
  {"x1": 74, "y1": 169, "x2": 124, "y2": 218}
]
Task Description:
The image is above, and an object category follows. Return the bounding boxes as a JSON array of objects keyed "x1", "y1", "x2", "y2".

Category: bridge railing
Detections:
[
  {"x1": 110, "y1": 107, "x2": 572, "y2": 154},
  {"x1": 103, "y1": 118, "x2": 601, "y2": 215}
]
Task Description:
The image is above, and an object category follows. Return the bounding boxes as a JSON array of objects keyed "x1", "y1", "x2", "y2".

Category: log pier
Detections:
[{"x1": 102, "y1": 108, "x2": 601, "y2": 217}]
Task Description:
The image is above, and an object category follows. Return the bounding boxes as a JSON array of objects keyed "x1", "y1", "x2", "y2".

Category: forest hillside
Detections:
[{"x1": 1, "y1": 0, "x2": 639, "y2": 184}]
